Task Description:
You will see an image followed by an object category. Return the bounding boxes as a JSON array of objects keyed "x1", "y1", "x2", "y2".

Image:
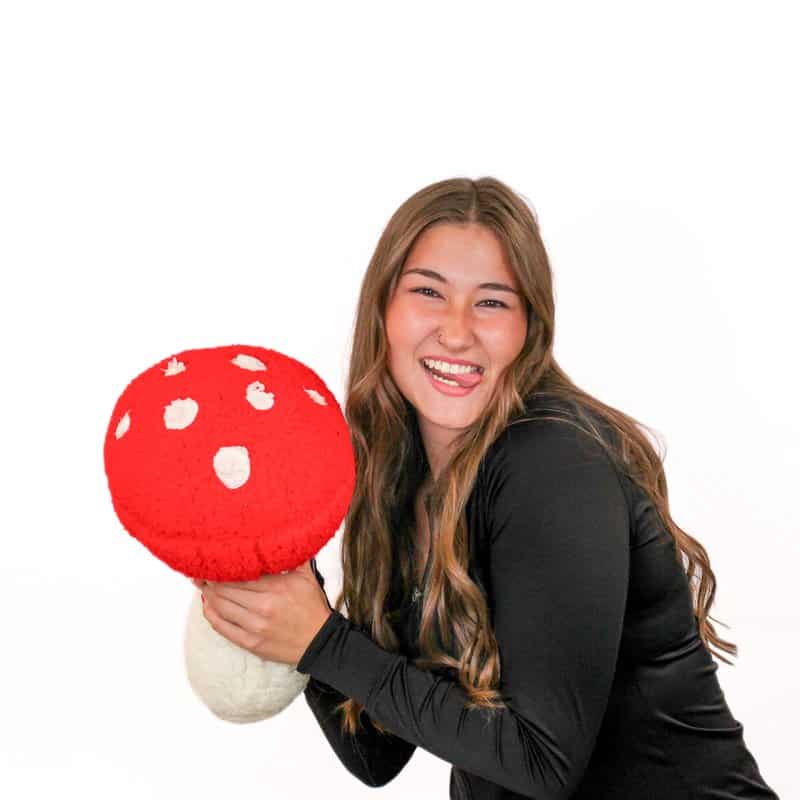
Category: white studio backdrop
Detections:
[{"x1": 0, "y1": 2, "x2": 795, "y2": 798}]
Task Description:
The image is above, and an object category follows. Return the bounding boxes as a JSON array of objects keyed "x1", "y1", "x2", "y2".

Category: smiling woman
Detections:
[
  {"x1": 296, "y1": 176, "x2": 778, "y2": 799},
  {"x1": 385, "y1": 222, "x2": 530, "y2": 477}
]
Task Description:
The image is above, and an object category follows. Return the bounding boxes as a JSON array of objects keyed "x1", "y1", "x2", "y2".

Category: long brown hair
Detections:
[{"x1": 332, "y1": 176, "x2": 736, "y2": 736}]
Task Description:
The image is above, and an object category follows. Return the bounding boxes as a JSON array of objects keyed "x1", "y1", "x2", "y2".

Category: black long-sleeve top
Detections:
[{"x1": 297, "y1": 396, "x2": 778, "y2": 799}]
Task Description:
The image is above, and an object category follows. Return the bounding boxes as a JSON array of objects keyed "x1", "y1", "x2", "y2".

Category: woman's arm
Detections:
[
  {"x1": 302, "y1": 559, "x2": 417, "y2": 787},
  {"x1": 297, "y1": 420, "x2": 630, "y2": 800}
]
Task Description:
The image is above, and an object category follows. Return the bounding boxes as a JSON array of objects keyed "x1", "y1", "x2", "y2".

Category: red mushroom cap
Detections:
[{"x1": 103, "y1": 345, "x2": 355, "y2": 581}]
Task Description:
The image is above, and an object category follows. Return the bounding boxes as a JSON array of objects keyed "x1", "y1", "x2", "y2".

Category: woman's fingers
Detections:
[
  {"x1": 201, "y1": 595, "x2": 260, "y2": 653},
  {"x1": 204, "y1": 589, "x2": 267, "y2": 634}
]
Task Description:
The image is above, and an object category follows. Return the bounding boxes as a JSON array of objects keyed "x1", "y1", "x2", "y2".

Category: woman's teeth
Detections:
[
  {"x1": 421, "y1": 359, "x2": 482, "y2": 375},
  {"x1": 430, "y1": 372, "x2": 459, "y2": 387}
]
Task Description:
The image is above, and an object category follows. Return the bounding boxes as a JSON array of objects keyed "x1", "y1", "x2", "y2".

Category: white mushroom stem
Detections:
[{"x1": 183, "y1": 591, "x2": 309, "y2": 723}]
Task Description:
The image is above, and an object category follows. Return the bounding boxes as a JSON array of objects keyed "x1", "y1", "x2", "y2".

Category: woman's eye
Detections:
[
  {"x1": 479, "y1": 299, "x2": 509, "y2": 309},
  {"x1": 410, "y1": 287, "x2": 508, "y2": 309},
  {"x1": 412, "y1": 286, "x2": 442, "y2": 299}
]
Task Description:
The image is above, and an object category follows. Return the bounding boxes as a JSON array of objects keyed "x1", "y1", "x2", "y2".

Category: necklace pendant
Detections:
[{"x1": 411, "y1": 586, "x2": 422, "y2": 603}]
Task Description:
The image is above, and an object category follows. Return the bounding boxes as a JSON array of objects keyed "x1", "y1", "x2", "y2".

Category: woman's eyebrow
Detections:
[{"x1": 402, "y1": 267, "x2": 521, "y2": 295}]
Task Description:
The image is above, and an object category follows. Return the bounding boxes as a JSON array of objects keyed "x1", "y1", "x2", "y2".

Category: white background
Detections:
[{"x1": 0, "y1": 2, "x2": 795, "y2": 798}]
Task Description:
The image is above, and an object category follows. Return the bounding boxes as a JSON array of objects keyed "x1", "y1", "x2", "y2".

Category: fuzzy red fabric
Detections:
[{"x1": 103, "y1": 344, "x2": 355, "y2": 581}]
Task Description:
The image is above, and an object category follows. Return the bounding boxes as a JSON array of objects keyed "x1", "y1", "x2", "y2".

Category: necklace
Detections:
[{"x1": 411, "y1": 482, "x2": 433, "y2": 605}]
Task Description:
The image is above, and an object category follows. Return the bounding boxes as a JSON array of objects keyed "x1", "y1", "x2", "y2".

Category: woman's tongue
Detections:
[{"x1": 427, "y1": 363, "x2": 483, "y2": 388}]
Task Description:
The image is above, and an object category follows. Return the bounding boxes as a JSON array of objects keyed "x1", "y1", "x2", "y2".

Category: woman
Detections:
[{"x1": 199, "y1": 177, "x2": 779, "y2": 798}]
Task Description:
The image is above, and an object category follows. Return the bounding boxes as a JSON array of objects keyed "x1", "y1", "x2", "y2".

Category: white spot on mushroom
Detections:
[
  {"x1": 246, "y1": 381, "x2": 275, "y2": 410},
  {"x1": 213, "y1": 446, "x2": 250, "y2": 489},
  {"x1": 164, "y1": 398, "x2": 199, "y2": 430},
  {"x1": 231, "y1": 354, "x2": 267, "y2": 371},
  {"x1": 163, "y1": 357, "x2": 186, "y2": 376},
  {"x1": 115, "y1": 411, "x2": 131, "y2": 439},
  {"x1": 304, "y1": 388, "x2": 327, "y2": 405}
]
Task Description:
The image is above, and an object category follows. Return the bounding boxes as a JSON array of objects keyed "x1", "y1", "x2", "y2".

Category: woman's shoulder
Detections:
[
  {"x1": 478, "y1": 392, "x2": 631, "y2": 504},
  {"x1": 487, "y1": 392, "x2": 612, "y2": 463},
  {"x1": 475, "y1": 393, "x2": 633, "y2": 537}
]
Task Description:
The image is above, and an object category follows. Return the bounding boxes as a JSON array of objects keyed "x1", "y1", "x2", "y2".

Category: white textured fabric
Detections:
[{"x1": 183, "y1": 590, "x2": 309, "y2": 723}]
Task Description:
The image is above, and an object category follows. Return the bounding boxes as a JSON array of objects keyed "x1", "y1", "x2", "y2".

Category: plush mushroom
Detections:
[{"x1": 103, "y1": 344, "x2": 355, "y2": 723}]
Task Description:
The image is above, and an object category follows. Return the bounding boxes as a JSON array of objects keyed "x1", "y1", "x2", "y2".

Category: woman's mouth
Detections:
[{"x1": 420, "y1": 359, "x2": 484, "y2": 396}]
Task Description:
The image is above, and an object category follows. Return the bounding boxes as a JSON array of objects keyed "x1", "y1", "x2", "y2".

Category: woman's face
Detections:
[{"x1": 385, "y1": 222, "x2": 529, "y2": 473}]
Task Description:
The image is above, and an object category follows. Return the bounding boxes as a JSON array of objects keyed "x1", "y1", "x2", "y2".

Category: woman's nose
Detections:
[{"x1": 438, "y1": 307, "x2": 476, "y2": 345}]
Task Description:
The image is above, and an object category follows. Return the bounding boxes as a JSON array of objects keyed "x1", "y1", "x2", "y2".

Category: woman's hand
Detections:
[{"x1": 191, "y1": 560, "x2": 332, "y2": 666}]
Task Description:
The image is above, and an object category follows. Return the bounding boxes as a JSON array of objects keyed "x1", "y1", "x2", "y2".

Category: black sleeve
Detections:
[
  {"x1": 297, "y1": 420, "x2": 630, "y2": 800},
  {"x1": 301, "y1": 558, "x2": 417, "y2": 787}
]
